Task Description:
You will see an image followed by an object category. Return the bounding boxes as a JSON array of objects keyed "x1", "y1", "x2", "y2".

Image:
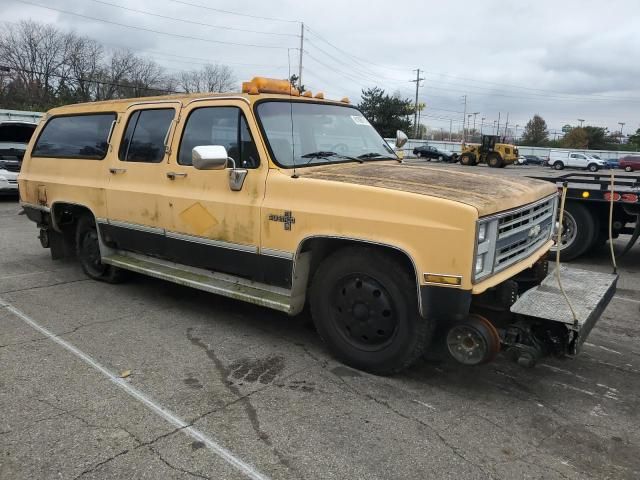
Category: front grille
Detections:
[
  {"x1": 494, "y1": 196, "x2": 555, "y2": 271},
  {"x1": 1, "y1": 162, "x2": 21, "y2": 172},
  {"x1": 7, "y1": 179, "x2": 17, "y2": 184}
]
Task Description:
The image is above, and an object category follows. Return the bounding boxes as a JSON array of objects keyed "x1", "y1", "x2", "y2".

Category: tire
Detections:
[
  {"x1": 309, "y1": 247, "x2": 433, "y2": 375},
  {"x1": 487, "y1": 153, "x2": 503, "y2": 168},
  {"x1": 553, "y1": 161, "x2": 564, "y2": 170},
  {"x1": 587, "y1": 163, "x2": 599, "y2": 172},
  {"x1": 625, "y1": 166, "x2": 632, "y2": 172},
  {"x1": 76, "y1": 216, "x2": 127, "y2": 283},
  {"x1": 460, "y1": 153, "x2": 476, "y2": 166},
  {"x1": 550, "y1": 202, "x2": 597, "y2": 261}
]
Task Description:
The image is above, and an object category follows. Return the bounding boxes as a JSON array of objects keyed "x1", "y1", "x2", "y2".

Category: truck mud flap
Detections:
[{"x1": 510, "y1": 266, "x2": 618, "y2": 355}]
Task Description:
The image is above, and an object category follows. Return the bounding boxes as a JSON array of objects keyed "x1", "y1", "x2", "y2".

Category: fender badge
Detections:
[{"x1": 269, "y1": 211, "x2": 295, "y2": 231}]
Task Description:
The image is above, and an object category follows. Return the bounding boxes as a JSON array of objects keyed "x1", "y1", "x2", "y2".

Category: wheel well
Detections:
[
  {"x1": 297, "y1": 237, "x2": 419, "y2": 294},
  {"x1": 50, "y1": 202, "x2": 95, "y2": 233}
]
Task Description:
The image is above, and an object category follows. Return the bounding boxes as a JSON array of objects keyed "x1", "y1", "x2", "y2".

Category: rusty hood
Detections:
[{"x1": 300, "y1": 162, "x2": 557, "y2": 216}]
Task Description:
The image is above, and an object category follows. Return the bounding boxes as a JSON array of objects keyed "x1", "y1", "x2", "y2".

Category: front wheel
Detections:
[
  {"x1": 310, "y1": 247, "x2": 433, "y2": 375},
  {"x1": 588, "y1": 163, "x2": 599, "y2": 172},
  {"x1": 460, "y1": 153, "x2": 476, "y2": 166}
]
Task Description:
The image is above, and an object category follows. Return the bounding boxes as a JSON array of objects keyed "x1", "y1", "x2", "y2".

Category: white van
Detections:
[{"x1": 548, "y1": 150, "x2": 606, "y2": 172}]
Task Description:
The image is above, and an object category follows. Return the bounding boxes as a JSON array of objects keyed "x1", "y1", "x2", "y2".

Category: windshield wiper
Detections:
[{"x1": 300, "y1": 151, "x2": 363, "y2": 164}]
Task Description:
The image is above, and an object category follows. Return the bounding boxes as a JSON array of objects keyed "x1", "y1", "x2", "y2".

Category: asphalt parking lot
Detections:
[{"x1": 1, "y1": 164, "x2": 639, "y2": 480}]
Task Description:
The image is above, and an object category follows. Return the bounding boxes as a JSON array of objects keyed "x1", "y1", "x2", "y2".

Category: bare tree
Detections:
[
  {"x1": 66, "y1": 37, "x2": 103, "y2": 102},
  {"x1": 179, "y1": 64, "x2": 235, "y2": 93}
]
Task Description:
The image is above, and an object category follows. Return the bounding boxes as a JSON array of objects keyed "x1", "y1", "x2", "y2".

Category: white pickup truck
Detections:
[
  {"x1": 549, "y1": 150, "x2": 606, "y2": 172},
  {"x1": 0, "y1": 117, "x2": 40, "y2": 195}
]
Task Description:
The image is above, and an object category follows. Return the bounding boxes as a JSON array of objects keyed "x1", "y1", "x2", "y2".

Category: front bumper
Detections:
[
  {"x1": 510, "y1": 265, "x2": 617, "y2": 355},
  {"x1": 0, "y1": 175, "x2": 18, "y2": 193}
]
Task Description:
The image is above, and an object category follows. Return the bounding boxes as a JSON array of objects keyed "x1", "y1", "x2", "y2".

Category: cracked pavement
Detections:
[{"x1": 1, "y1": 185, "x2": 639, "y2": 479}]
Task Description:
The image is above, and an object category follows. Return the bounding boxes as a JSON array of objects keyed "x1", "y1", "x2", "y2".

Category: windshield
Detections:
[
  {"x1": 0, "y1": 123, "x2": 37, "y2": 144},
  {"x1": 256, "y1": 101, "x2": 396, "y2": 168}
]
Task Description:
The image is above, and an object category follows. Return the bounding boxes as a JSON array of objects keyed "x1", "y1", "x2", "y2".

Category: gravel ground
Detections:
[{"x1": 1, "y1": 174, "x2": 639, "y2": 480}]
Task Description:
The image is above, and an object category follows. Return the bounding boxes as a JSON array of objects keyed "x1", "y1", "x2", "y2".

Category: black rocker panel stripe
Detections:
[{"x1": 99, "y1": 223, "x2": 292, "y2": 288}]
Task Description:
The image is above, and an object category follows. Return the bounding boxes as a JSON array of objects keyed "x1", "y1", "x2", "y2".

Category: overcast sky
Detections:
[{"x1": 2, "y1": 0, "x2": 639, "y2": 136}]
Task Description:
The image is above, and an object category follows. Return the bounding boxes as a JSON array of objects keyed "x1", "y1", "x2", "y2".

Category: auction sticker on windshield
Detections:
[{"x1": 351, "y1": 115, "x2": 370, "y2": 125}]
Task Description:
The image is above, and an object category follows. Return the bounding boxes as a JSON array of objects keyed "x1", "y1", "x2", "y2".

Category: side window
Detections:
[
  {"x1": 178, "y1": 107, "x2": 259, "y2": 168},
  {"x1": 32, "y1": 113, "x2": 115, "y2": 159},
  {"x1": 119, "y1": 108, "x2": 174, "y2": 163}
]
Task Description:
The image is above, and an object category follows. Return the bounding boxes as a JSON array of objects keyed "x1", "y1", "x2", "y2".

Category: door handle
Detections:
[
  {"x1": 109, "y1": 168, "x2": 127, "y2": 174},
  {"x1": 166, "y1": 171, "x2": 187, "y2": 180}
]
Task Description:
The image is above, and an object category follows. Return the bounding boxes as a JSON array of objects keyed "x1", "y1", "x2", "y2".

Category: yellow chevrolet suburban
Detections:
[{"x1": 18, "y1": 77, "x2": 617, "y2": 374}]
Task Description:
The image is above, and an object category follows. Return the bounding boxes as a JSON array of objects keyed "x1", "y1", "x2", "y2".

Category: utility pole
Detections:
[
  {"x1": 449, "y1": 119, "x2": 452, "y2": 141},
  {"x1": 515, "y1": 124, "x2": 520, "y2": 143},
  {"x1": 577, "y1": 118, "x2": 585, "y2": 128},
  {"x1": 496, "y1": 112, "x2": 501, "y2": 136},
  {"x1": 298, "y1": 22, "x2": 304, "y2": 88},
  {"x1": 411, "y1": 69, "x2": 425, "y2": 139},
  {"x1": 503, "y1": 112, "x2": 509, "y2": 139},
  {"x1": 493, "y1": 120, "x2": 497, "y2": 134},
  {"x1": 618, "y1": 122, "x2": 625, "y2": 143},
  {"x1": 472, "y1": 112, "x2": 479, "y2": 141},
  {"x1": 461, "y1": 95, "x2": 467, "y2": 143},
  {"x1": 480, "y1": 116, "x2": 485, "y2": 136}
]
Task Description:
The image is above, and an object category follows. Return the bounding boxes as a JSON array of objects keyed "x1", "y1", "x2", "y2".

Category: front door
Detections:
[
  {"x1": 165, "y1": 99, "x2": 288, "y2": 286},
  {"x1": 568, "y1": 153, "x2": 587, "y2": 168},
  {"x1": 104, "y1": 103, "x2": 179, "y2": 256}
]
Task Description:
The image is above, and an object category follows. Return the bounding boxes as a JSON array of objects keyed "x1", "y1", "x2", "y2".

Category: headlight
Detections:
[
  {"x1": 474, "y1": 218, "x2": 498, "y2": 281},
  {"x1": 477, "y1": 223, "x2": 487, "y2": 243}
]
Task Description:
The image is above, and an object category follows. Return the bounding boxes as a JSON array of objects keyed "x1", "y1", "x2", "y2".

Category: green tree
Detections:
[
  {"x1": 582, "y1": 126, "x2": 609, "y2": 149},
  {"x1": 561, "y1": 127, "x2": 589, "y2": 148},
  {"x1": 521, "y1": 114, "x2": 549, "y2": 146},
  {"x1": 357, "y1": 87, "x2": 414, "y2": 138},
  {"x1": 628, "y1": 128, "x2": 640, "y2": 149}
]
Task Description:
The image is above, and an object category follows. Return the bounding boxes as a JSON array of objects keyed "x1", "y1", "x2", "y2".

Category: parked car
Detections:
[
  {"x1": 619, "y1": 155, "x2": 640, "y2": 172},
  {"x1": 522, "y1": 154, "x2": 546, "y2": 166},
  {"x1": 604, "y1": 158, "x2": 619, "y2": 169},
  {"x1": 517, "y1": 155, "x2": 526, "y2": 165},
  {"x1": 548, "y1": 150, "x2": 606, "y2": 172},
  {"x1": 0, "y1": 120, "x2": 39, "y2": 195},
  {"x1": 413, "y1": 144, "x2": 457, "y2": 162}
]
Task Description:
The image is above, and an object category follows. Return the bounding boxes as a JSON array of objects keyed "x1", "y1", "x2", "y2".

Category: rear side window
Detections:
[
  {"x1": 32, "y1": 114, "x2": 115, "y2": 159},
  {"x1": 178, "y1": 107, "x2": 259, "y2": 168},
  {"x1": 119, "y1": 108, "x2": 175, "y2": 163}
]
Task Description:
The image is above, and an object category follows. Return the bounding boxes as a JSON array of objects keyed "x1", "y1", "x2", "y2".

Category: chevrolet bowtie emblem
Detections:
[{"x1": 528, "y1": 224, "x2": 541, "y2": 238}]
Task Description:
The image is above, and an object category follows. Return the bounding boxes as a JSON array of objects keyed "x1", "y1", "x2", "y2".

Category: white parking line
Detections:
[
  {"x1": 1, "y1": 298, "x2": 270, "y2": 480},
  {"x1": 614, "y1": 295, "x2": 640, "y2": 304}
]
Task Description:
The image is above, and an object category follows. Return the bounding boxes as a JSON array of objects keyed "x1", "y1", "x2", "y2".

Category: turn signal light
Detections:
[{"x1": 424, "y1": 274, "x2": 462, "y2": 286}]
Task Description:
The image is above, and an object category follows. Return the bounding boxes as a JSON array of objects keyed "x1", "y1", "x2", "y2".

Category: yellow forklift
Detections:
[{"x1": 459, "y1": 135, "x2": 518, "y2": 168}]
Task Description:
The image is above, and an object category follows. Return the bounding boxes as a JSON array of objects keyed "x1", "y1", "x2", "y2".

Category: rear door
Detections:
[{"x1": 104, "y1": 102, "x2": 180, "y2": 257}]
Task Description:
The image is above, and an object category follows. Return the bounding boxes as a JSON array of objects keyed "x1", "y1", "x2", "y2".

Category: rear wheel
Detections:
[
  {"x1": 310, "y1": 247, "x2": 433, "y2": 375},
  {"x1": 487, "y1": 153, "x2": 503, "y2": 168},
  {"x1": 551, "y1": 202, "x2": 597, "y2": 261},
  {"x1": 553, "y1": 161, "x2": 565, "y2": 170},
  {"x1": 76, "y1": 216, "x2": 127, "y2": 283}
]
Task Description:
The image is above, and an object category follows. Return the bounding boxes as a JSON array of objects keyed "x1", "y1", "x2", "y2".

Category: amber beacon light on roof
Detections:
[{"x1": 241, "y1": 76, "x2": 350, "y2": 103}]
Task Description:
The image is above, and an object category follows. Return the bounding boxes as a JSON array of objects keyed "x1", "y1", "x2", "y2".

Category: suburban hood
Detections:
[{"x1": 300, "y1": 162, "x2": 557, "y2": 216}]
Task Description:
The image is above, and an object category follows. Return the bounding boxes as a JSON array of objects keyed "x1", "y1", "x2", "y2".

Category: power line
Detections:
[
  {"x1": 167, "y1": 0, "x2": 300, "y2": 23},
  {"x1": 2, "y1": 65, "x2": 182, "y2": 94},
  {"x1": 13, "y1": 0, "x2": 291, "y2": 49},
  {"x1": 86, "y1": 0, "x2": 298, "y2": 37}
]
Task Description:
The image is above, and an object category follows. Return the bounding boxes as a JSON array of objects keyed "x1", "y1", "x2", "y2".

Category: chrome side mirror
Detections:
[
  {"x1": 192, "y1": 145, "x2": 248, "y2": 191},
  {"x1": 192, "y1": 145, "x2": 228, "y2": 170},
  {"x1": 395, "y1": 130, "x2": 408, "y2": 149}
]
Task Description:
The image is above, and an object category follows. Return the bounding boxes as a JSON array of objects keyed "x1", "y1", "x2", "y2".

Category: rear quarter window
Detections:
[{"x1": 32, "y1": 113, "x2": 116, "y2": 160}]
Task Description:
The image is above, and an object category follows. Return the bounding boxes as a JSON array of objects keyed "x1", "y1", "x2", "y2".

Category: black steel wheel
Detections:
[
  {"x1": 330, "y1": 274, "x2": 398, "y2": 351},
  {"x1": 76, "y1": 216, "x2": 127, "y2": 283},
  {"x1": 310, "y1": 247, "x2": 433, "y2": 375}
]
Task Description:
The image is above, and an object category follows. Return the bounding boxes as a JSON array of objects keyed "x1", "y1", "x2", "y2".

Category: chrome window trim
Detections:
[{"x1": 186, "y1": 96, "x2": 250, "y2": 106}]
